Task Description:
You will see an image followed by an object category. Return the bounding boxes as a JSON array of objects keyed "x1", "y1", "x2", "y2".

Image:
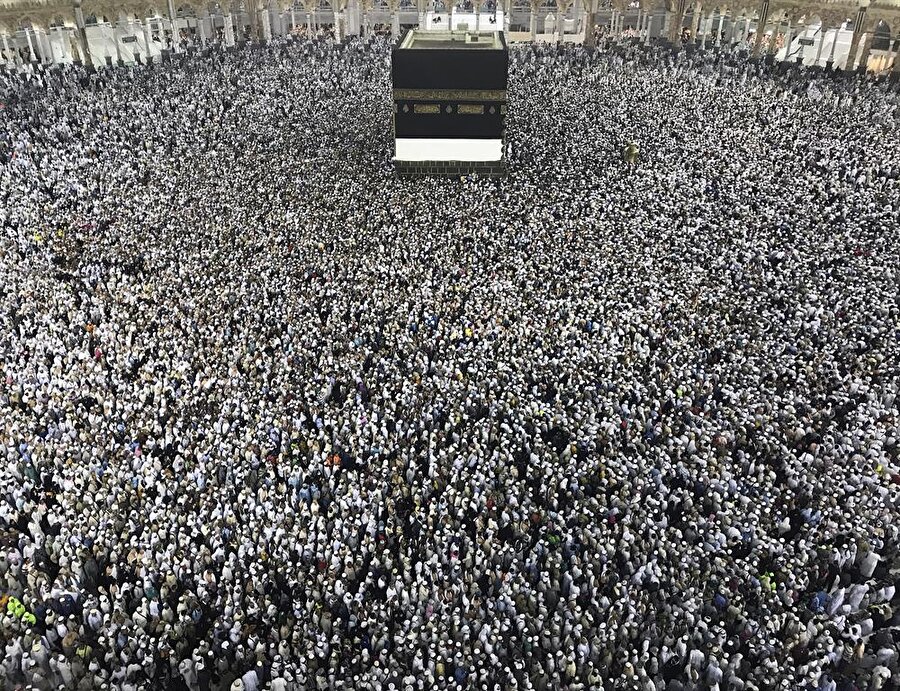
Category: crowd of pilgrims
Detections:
[{"x1": 1, "y1": 31, "x2": 899, "y2": 691}]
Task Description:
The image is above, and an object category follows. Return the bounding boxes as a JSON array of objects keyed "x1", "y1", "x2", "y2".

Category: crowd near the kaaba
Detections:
[{"x1": 1, "y1": 30, "x2": 899, "y2": 691}]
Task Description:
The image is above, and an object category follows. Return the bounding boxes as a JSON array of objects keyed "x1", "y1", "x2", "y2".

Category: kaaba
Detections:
[{"x1": 392, "y1": 30, "x2": 508, "y2": 177}]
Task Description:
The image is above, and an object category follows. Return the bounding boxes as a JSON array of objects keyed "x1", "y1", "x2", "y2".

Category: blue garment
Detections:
[
  {"x1": 810, "y1": 591, "x2": 829, "y2": 613},
  {"x1": 454, "y1": 666, "x2": 468, "y2": 684}
]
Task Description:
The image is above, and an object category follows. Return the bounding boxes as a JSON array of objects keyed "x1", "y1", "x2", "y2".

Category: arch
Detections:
[
  {"x1": 83, "y1": 0, "x2": 109, "y2": 17},
  {"x1": 189, "y1": 0, "x2": 216, "y2": 13},
  {"x1": 820, "y1": 10, "x2": 850, "y2": 31},
  {"x1": 139, "y1": 5, "x2": 163, "y2": 19},
  {"x1": 801, "y1": 12, "x2": 822, "y2": 29},
  {"x1": 89, "y1": 4, "x2": 118, "y2": 22},
  {"x1": 134, "y1": 4, "x2": 165, "y2": 18},
  {"x1": 118, "y1": 1, "x2": 147, "y2": 17},
  {"x1": 15, "y1": 15, "x2": 39, "y2": 30}
]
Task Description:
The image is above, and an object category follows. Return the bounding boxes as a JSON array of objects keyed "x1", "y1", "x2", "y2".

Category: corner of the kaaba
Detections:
[{"x1": 391, "y1": 28, "x2": 509, "y2": 178}]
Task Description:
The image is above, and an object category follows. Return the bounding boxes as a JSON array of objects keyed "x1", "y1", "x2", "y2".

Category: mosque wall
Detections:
[{"x1": 0, "y1": 0, "x2": 897, "y2": 74}]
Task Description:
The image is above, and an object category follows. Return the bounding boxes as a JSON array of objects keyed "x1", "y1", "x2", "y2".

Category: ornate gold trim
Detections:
[
  {"x1": 394, "y1": 88, "x2": 507, "y2": 102},
  {"x1": 413, "y1": 104, "x2": 440, "y2": 114},
  {"x1": 458, "y1": 104, "x2": 485, "y2": 115}
]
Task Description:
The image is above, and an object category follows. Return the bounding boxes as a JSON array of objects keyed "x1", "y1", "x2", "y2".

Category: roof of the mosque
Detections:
[{"x1": 399, "y1": 29, "x2": 505, "y2": 50}]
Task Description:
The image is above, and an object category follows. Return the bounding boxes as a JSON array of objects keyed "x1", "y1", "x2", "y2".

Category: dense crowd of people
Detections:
[{"x1": 1, "y1": 33, "x2": 899, "y2": 691}]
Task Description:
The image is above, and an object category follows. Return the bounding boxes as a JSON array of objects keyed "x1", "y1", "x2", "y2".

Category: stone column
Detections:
[
  {"x1": 715, "y1": 12, "x2": 723, "y2": 45},
  {"x1": 780, "y1": 19, "x2": 791, "y2": 60},
  {"x1": 29, "y1": 28, "x2": 41, "y2": 63},
  {"x1": 61, "y1": 25, "x2": 73, "y2": 62},
  {"x1": 892, "y1": 39, "x2": 900, "y2": 73},
  {"x1": 767, "y1": 16, "x2": 778, "y2": 53},
  {"x1": 261, "y1": 6, "x2": 272, "y2": 40},
  {"x1": 141, "y1": 18, "x2": 152, "y2": 58},
  {"x1": 701, "y1": 10, "x2": 712, "y2": 48},
  {"x1": 307, "y1": 10, "x2": 313, "y2": 33},
  {"x1": 167, "y1": 0, "x2": 180, "y2": 51},
  {"x1": 25, "y1": 28, "x2": 37, "y2": 63},
  {"x1": 751, "y1": 0, "x2": 769, "y2": 56},
  {"x1": 1, "y1": 33, "x2": 13, "y2": 66},
  {"x1": 111, "y1": 20, "x2": 123, "y2": 63},
  {"x1": 557, "y1": 2, "x2": 566, "y2": 42},
  {"x1": 41, "y1": 28, "x2": 54, "y2": 63},
  {"x1": 855, "y1": 31, "x2": 872, "y2": 72},
  {"x1": 814, "y1": 26, "x2": 826, "y2": 66},
  {"x1": 826, "y1": 24, "x2": 837, "y2": 67},
  {"x1": 843, "y1": 5, "x2": 866, "y2": 70},
  {"x1": 36, "y1": 28, "x2": 52, "y2": 63},
  {"x1": 393, "y1": 8, "x2": 401, "y2": 35},
  {"x1": 668, "y1": 0, "x2": 686, "y2": 43},
  {"x1": 530, "y1": 4, "x2": 538, "y2": 39},
  {"x1": 73, "y1": 1, "x2": 93, "y2": 64},
  {"x1": 353, "y1": 0, "x2": 360, "y2": 36},
  {"x1": 582, "y1": 0, "x2": 594, "y2": 45},
  {"x1": 796, "y1": 23, "x2": 809, "y2": 62},
  {"x1": 198, "y1": 15, "x2": 208, "y2": 44},
  {"x1": 47, "y1": 28, "x2": 57, "y2": 62},
  {"x1": 225, "y1": 13, "x2": 235, "y2": 44}
]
